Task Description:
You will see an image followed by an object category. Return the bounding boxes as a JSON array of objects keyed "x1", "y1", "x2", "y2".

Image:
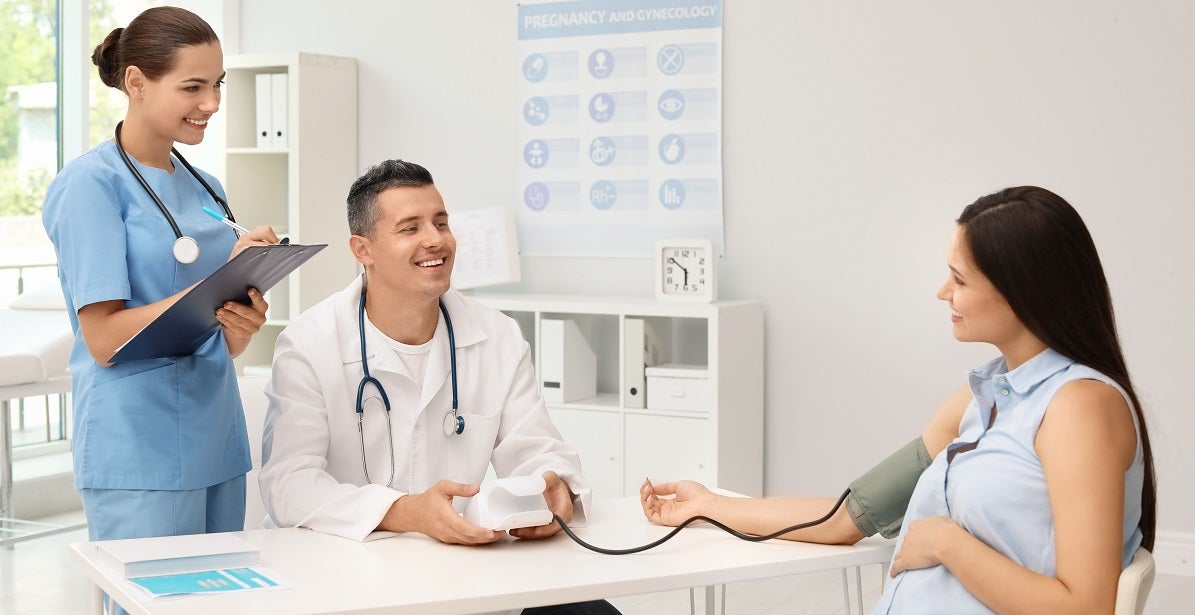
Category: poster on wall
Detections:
[{"x1": 517, "y1": 0, "x2": 724, "y2": 257}]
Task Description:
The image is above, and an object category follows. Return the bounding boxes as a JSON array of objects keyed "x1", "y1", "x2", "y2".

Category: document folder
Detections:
[{"x1": 109, "y1": 244, "x2": 326, "y2": 363}]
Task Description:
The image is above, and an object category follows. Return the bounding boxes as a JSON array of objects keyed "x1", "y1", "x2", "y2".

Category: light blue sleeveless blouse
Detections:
[{"x1": 873, "y1": 348, "x2": 1144, "y2": 614}]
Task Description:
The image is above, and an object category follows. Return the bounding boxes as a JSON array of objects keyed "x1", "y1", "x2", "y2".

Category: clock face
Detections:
[
  {"x1": 655, "y1": 239, "x2": 716, "y2": 302},
  {"x1": 661, "y1": 247, "x2": 709, "y2": 295}
]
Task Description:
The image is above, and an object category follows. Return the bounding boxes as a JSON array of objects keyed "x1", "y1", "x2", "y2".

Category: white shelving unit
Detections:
[
  {"x1": 472, "y1": 294, "x2": 764, "y2": 500},
  {"x1": 219, "y1": 53, "x2": 359, "y2": 373}
]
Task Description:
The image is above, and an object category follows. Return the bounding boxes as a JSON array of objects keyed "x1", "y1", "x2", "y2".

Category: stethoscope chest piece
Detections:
[
  {"x1": 443, "y1": 411, "x2": 465, "y2": 437},
  {"x1": 172, "y1": 236, "x2": 200, "y2": 264}
]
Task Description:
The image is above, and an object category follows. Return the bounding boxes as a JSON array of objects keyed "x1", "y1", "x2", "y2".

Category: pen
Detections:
[
  {"x1": 202, "y1": 206, "x2": 290, "y2": 244},
  {"x1": 202, "y1": 206, "x2": 251, "y2": 236}
]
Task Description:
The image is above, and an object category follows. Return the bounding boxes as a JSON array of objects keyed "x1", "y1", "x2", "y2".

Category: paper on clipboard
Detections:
[{"x1": 109, "y1": 244, "x2": 326, "y2": 363}]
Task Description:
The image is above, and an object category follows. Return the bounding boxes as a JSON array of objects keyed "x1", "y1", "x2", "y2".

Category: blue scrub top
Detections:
[{"x1": 42, "y1": 140, "x2": 251, "y2": 491}]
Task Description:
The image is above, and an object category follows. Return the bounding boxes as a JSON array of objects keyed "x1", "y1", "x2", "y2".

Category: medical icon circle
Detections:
[
  {"x1": 523, "y1": 97, "x2": 549, "y2": 126},
  {"x1": 659, "y1": 180, "x2": 686, "y2": 210},
  {"x1": 657, "y1": 45, "x2": 684, "y2": 75},
  {"x1": 658, "y1": 90, "x2": 685, "y2": 120},
  {"x1": 523, "y1": 139, "x2": 549, "y2": 168},
  {"x1": 589, "y1": 93, "x2": 615, "y2": 123},
  {"x1": 589, "y1": 137, "x2": 616, "y2": 166},
  {"x1": 523, "y1": 53, "x2": 548, "y2": 82},
  {"x1": 590, "y1": 180, "x2": 617, "y2": 210},
  {"x1": 524, "y1": 182, "x2": 550, "y2": 211},
  {"x1": 588, "y1": 49, "x2": 614, "y2": 79},
  {"x1": 658, "y1": 134, "x2": 685, "y2": 165}
]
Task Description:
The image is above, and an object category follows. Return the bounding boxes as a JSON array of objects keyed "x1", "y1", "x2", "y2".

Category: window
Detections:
[{"x1": 2, "y1": 0, "x2": 150, "y2": 453}]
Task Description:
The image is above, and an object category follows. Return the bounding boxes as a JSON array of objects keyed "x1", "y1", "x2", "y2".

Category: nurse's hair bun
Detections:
[{"x1": 92, "y1": 28, "x2": 124, "y2": 89}]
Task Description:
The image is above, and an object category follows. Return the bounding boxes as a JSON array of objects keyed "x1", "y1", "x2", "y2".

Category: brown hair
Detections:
[
  {"x1": 91, "y1": 6, "x2": 218, "y2": 91},
  {"x1": 958, "y1": 186, "x2": 1156, "y2": 550}
]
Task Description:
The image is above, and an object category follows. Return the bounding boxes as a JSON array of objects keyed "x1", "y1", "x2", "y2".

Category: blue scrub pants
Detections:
[{"x1": 80, "y1": 475, "x2": 246, "y2": 615}]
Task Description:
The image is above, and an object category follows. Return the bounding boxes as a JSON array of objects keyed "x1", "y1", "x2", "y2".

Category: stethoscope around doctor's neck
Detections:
[
  {"x1": 356, "y1": 276, "x2": 463, "y2": 487},
  {"x1": 114, "y1": 121, "x2": 234, "y2": 264}
]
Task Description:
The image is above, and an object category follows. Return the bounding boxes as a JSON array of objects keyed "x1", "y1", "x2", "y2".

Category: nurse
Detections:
[{"x1": 41, "y1": 6, "x2": 279, "y2": 606}]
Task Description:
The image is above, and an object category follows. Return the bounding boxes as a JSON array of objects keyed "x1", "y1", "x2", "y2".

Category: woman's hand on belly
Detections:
[{"x1": 890, "y1": 515, "x2": 966, "y2": 577}]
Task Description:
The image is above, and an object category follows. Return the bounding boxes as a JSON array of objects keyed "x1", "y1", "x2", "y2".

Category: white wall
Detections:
[{"x1": 232, "y1": 1, "x2": 1195, "y2": 535}]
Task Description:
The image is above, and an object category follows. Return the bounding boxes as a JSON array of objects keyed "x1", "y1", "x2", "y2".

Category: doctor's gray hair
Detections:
[{"x1": 347, "y1": 159, "x2": 435, "y2": 237}]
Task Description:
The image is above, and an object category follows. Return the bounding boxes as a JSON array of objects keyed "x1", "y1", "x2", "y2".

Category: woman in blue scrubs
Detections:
[{"x1": 41, "y1": 5, "x2": 278, "y2": 593}]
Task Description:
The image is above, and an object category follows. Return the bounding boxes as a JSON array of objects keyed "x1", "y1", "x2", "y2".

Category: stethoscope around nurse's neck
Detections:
[
  {"x1": 113, "y1": 121, "x2": 235, "y2": 264},
  {"x1": 355, "y1": 275, "x2": 462, "y2": 487}
]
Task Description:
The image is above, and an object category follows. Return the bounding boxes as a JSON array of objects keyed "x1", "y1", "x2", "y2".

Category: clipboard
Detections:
[{"x1": 109, "y1": 244, "x2": 327, "y2": 363}]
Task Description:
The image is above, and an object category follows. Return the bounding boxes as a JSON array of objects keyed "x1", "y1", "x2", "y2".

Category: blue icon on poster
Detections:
[
  {"x1": 658, "y1": 90, "x2": 685, "y2": 120},
  {"x1": 658, "y1": 134, "x2": 685, "y2": 165},
  {"x1": 657, "y1": 45, "x2": 684, "y2": 75},
  {"x1": 523, "y1": 53, "x2": 548, "y2": 82},
  {"x1": 524, "y1": 182, "x2": 550, "y2": 211},
  {"x1": 524, "y1": 97, "x2": 549, "y2": 126},
  {"x1": 524, "y1": 139, "x2": 549, "y2": 168},
  {"x1": 588, "y1": 49, "x2": 615, "y2": 79},
  {"x1": 590, "y1": 180, "x2": 617, "y2": 210},
  {"x1": 659, "y1": 180, "x2": 686, "y2": 210},
  {"x1": 589, "y1": 137, "x2": 616, "y2": 166},
  {"x1": 589, "y1": 93, "x2": 615, "y2": 123}
]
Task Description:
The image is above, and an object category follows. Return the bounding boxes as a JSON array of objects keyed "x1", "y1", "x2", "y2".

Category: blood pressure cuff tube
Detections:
[{"x1": 845, "y1": 436, "x2": 933, "y2": 539}]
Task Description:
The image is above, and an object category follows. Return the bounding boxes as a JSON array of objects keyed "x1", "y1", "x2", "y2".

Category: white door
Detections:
[
  {"x1": 548, "y1": 407, "x2": 623, "y2": 500},
  {"x1": 624, "y1": 414, "x2": 712, "y2": 497}
]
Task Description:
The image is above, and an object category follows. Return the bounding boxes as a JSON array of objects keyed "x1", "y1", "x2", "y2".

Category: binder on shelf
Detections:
[
  {"x1": 270, "y1": 73, "x2": 289, "y2": 149},
  {"x1": 254, "y1": 73, "x2": 272, "y2": 149},
  {"x1": 622, "y1": 318, "x2": 647, "y2": 409},
  {"x1": 96, "y1": 532, "x2": 260, "y2": 578},
  {"x1": 109, "y1": 244, "x2": 327, "y2": 363},
  {"x1": 539, "y1": 318, "x2": 595, "y2": 404}
]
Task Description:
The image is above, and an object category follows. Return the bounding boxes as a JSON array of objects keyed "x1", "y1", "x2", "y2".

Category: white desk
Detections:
[{"x1": 70, "y1": 497, "x2": 894, "y2": 615}]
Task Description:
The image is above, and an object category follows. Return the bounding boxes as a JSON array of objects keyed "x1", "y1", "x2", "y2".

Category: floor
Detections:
[{"x1": 3, "y1": 510, "x2": 1193, "y2": 614}]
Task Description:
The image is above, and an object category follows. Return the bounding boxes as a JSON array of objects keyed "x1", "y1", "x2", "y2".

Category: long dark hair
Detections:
[
  {"x1": 958, "y1": 185, "x2": 1156, "y2": 550},
  {"x1": 91, "y1": 6, "x2": 219, "y2": 91}
]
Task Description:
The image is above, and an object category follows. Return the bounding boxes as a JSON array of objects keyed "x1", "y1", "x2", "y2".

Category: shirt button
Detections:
[
  {"x1": 1001, "y1": 389, "x2": 1009, "y2": 396},
  {"x1": 998, "y1": 378, "x2": 1007, "y2": 385}
]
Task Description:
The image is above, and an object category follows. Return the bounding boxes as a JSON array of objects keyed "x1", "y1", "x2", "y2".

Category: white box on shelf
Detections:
[
  {"x1": 645, "y1": 364, "x2": 710, "y2": 413},
  {"x1": 539, "y1": 318, "x2": 595, "y2": 404}
]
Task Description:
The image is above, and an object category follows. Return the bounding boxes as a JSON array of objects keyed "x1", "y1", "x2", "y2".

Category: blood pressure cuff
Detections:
[{"x1": 845, "y1": 436, "x2": 932, "y2": 539}]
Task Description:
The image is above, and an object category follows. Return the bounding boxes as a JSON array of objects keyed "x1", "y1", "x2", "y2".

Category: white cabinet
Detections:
[
  {"x1": 472, "y1": 294, "x2": 763, "y2": 499},
  {"x1": 218, "y1": 53, "x2": 359, "y2": 373}
]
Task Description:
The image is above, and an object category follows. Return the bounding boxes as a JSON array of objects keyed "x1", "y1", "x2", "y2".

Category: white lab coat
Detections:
[{"x1": 259, "y1": 276, "x2": 591, "y2": 542}]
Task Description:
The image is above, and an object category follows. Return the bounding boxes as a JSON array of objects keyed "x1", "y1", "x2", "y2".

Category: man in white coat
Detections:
[{"x1": 259, "y1": 159, "x2": 599, "y2": 550}]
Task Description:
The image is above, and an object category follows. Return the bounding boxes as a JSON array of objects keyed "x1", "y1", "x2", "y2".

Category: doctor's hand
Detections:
[
  {"x1": 510, "y1": 470, "x2": 573, "y2": 540},
  {"x1": 641, "y1": 478, "x2": 715, "y2": 527},
  {"x1": 890, "y1": 515, "x2": 965, "y2": 577},
  {"x1": 228, "y1": 225, "x2": 282, "y2": 259},
  {"x1": 379, "y1": 480, "x2": 503, "y2": 545},
  {"x1": 217, "y1": 287, "x2": 268, "y2": 358}
]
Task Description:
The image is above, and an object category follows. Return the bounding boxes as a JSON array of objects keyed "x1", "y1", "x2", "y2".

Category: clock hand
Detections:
[{"x1": 667, "y1": 257, "x2": 690, "y2": 285}]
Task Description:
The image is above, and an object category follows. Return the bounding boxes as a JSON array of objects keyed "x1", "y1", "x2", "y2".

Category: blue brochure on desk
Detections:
[
  {"x1": 109, "y1": 244, "x2": 326, "y2": 363},
  {"x1": 129, "y1": 567, "x2": 284, "y2": 598}
]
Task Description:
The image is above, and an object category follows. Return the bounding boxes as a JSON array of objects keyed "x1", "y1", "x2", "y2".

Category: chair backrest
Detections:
[
  {"x1": 1115, "y1": 546, "x2": 1156, "y2": 615},
  {"x1": 238, "y1": 375, "x2": 270, "y2": 530}
]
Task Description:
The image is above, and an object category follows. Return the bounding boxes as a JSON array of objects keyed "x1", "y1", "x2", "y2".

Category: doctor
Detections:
[{"x1": 259, "y1": 159, "x2": 595, "y2": 547}]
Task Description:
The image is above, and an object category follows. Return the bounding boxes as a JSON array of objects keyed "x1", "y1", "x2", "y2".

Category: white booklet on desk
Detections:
[{"x1": 96, "y1": 532, "x2": 260, "y2": 578}]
